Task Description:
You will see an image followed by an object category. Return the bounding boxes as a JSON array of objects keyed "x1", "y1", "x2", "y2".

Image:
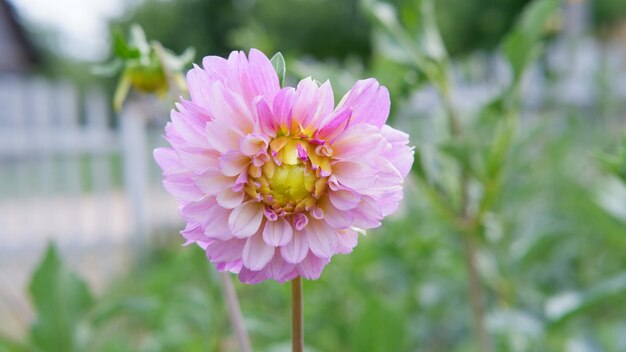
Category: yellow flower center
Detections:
[{"x1": 247, "y1": 137, "x2": 330, "y2": 214}]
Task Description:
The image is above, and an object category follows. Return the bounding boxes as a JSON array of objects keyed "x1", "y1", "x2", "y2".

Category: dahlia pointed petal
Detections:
[
  {"x1": 256, "y1": 98, "x2": 277, "y2": 137},
  {"x1": 339, "y1": 78, "x2": 390, "y2": 128},
  {"x1": 263, "y1": 217, "x2": 293, "y2": 246},
  {"x1": 382, "y1": 125, "x2": 415, "y2": 178},
  {"x1": 154, "y1": 148, "x2": 184, "y2": 175},
  {"x1": 228, "y1": 202, "x2": 264, "y2": 238},
  {"x1": 247, "y1": 48, "x2": 281, "y2": 103},
  {"x1": 243, "y1": 234, "x2": 275, "y2": 271},
  {"x1": 209, "y1": 81, "x2": 254, "y2": 133},
  {"x1": 280, "y1": 230, "x2": 309, "y2": 264},
  {"x1": 272, "y1": 87, "x2": 296, "y2": 132},
  {"x1": 305, "y1": 219, "x2": 338, "y2": 259},
  {"x1": 163, "y1": 173, "x2": 204, "y2": 201}
]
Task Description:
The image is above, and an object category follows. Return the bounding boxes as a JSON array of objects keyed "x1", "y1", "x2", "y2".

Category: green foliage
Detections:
[
  {"x1": 270, "y1": 52, "x2": 286, "y2": 87},
  {"x1": 28, "y1": 244, "x2": 94, "y2": 352}
]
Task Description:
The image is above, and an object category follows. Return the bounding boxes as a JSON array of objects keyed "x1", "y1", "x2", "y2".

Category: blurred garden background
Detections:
[{"x1": 1, "y1": 0, "x2": 626, "y2": 351}]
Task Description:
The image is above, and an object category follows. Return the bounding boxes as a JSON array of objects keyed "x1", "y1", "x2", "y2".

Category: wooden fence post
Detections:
[{"x1": 120, "y1": 100, "x2": 151, "y2": 252}]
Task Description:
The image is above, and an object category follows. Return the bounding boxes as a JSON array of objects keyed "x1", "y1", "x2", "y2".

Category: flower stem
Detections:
[
  {"x1": 291, "y1": 277, "x2": 304, "y2": 352},
  {"x1": 218, "y1": 272, "x2": 252, "y2": 352},
  {"x1": 462, "y1": 234, "x2": 491, "y2": 352}
]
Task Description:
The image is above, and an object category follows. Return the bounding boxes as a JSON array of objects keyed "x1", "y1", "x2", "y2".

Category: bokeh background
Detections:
[{"x1": 1, "y1": 0, "x2": 626, "y2": 351}]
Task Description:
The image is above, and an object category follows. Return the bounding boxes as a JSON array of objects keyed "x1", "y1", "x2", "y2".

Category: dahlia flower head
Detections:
[{"x1": 155, "y1": 49, "x2": 413, "y2": 284}]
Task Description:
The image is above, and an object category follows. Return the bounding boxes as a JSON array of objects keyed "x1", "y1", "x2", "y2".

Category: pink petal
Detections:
[
  {"x1": 154, "y1": 148, "x2": 185, "y2": 175},
  {"x1": 267, "y1": 255, "x2": 298, "y2": 283},
  {"x1": 292, "y1": 78, "x2": 334, "y2": 131},
  {"x1": 205, "y1": 120, "x2": 244, "y2": 154},
  {"x1": 321, "y1": 198, "x2": 354, "y2": 229},
  {"x1": 242, "y1": 234, "x2": 275, "y2": 271},
  {"x1": 163, "y1": 173, "x2": 204, "y2": 201},
  {"x1": 280, "y1": 230, "x2": 309, "y2": 264},
  {"x1": 240, "y1": 133, "x2": 269, "y2": 156},
  {"x1": 262, "y1": 217, "x2": 293, "y2": 246},
  {"x1": 180, "y1": 223, "x2": 208, "y2": 243},
  {"x1": 297, "y1": 254, "x2": 330, "y2": 280},
  {"x1": 186, "y1": 64, "x2": 212, "y2": 108},
  {"x1": 255, "y1": 98, "x2": 277, "y2": 137},
  {"x1": 351, "y1": 196, "x2": 383, "y2": 229},
  {"x1": 382, "y1": 125, "x2": 414, "y2": 178},
  {"x1": 206, "y1": 239, "x2": 246, "y2": 263},
  {"x1": 208, "y1": 81, "x2": 254, "y2": 133},
  {"x1": 338, "y1": 78, "x2": 390, "y2": 128},
  {"x1": 332, "y1": 161, "x2": 375, "y2": 190},
  {"x1": 329, "y1": 189, "x2": 361, "y2": 211},
  {"x1": 228, "y1": 201, "x2": 265, "y2": 238},
  {"x1": 294, "y1": 213, "x2": 309, "y2": 231},
  {"x1": 193, "y1": 170, "x2": 234, "y2": 195},
  {"x1": 246, "y1": 48, "x2": 281, "y2": 103},
  {"x1": 273, "y1": 87, "x2": 296, "y2": 131},
  {"x1": 304, "y1": 219, "x2": 338, "y2": 259},
  {"x1": 216, "y1": 188, "x2": 244, "y2": 209},
  {"x1": 238, "y1": 267, "x2": 268, "y2": 284},
  {"x1": 336, "y1": 228, "x2": 359, "y2": 254},
  {"x1": 218, "y1": 152, "x2": 250, "y2": 177}
]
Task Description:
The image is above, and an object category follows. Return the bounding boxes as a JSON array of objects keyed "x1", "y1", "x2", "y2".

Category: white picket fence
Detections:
[{"x1": 0, "y1": 75, "x2": 182, "y2": 336}]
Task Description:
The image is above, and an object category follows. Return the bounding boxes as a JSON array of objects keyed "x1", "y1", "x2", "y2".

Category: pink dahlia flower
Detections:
[{"x1": 154, "y1": 49, "x2": 413, "y2": 284}]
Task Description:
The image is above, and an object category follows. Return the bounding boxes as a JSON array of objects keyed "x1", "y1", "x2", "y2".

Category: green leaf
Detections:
[
  {"x1": 270, "y1": 52, "x2": 286, "y2": 87},
  {"x1": 502, "y1": 0, "x2": 559, "y2": 82},
  {"x1": 90, "y1": 58, "x2": 123, "y2": 77},
  {"x1": 28, "y1": 243, "x2": 93, "y2": 352},
  {"x1": 112, "y1": 29, "x2": 140, "y2": 59},
  {"x1": 546, "y1": 273, "x2": 626, "y2": 328}
]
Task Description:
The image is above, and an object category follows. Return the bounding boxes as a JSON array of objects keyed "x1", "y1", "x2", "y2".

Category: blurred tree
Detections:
[{"x1": 112, "y1": 0, "x2": 371, "y2": 60}]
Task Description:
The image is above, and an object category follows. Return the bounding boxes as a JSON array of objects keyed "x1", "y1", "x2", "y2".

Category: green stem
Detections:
[
  {"x1": 439, "y1": 68, "x2": 491, "y2": 352},
  {"x1": 291, "y1": 277, "x2": 304, "y2": 352}
]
